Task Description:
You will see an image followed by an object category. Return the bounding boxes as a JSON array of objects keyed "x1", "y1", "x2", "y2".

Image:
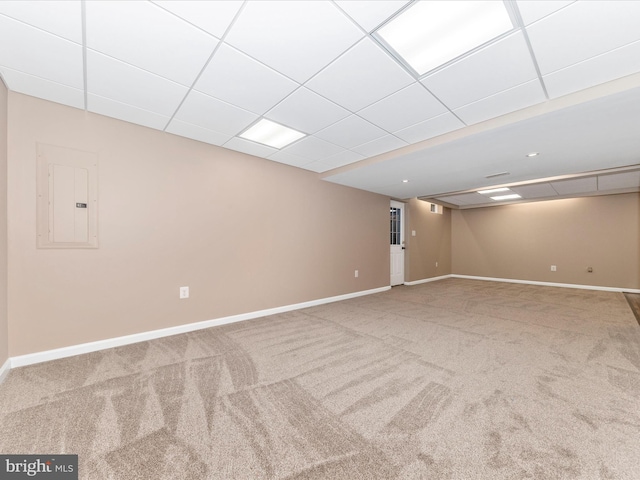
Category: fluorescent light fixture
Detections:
[
  {"x1": 478, "y1": 187, "x2": 510, "y2": 195},
  {"x1": 490, "y1": 193, "x2": 521, "y2": 201},
  {"x1": 239, "y1": 119, "x2": 305, "y2": 149},
  {"x1": 526, "y1": 152, "x2": 540, "y2": 157},
  {"x1": 376, "y1": 1, "x2": 513, "y2": 75},
  {"x1": 402, "y1": 179, "x2": 409, "y2": 183}
]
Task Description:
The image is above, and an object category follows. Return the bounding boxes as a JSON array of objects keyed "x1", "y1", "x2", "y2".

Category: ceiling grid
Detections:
[
  {"x1": 161, "y1": 0, "x2": 248, "y2": 133},
  {"x1": 0, "y1": 0, "x2": 638, "y2": 202}
]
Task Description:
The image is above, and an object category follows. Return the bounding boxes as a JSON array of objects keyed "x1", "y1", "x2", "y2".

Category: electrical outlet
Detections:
[
  {"x1": 550, "y1": 265, "x2": 557, "y2": 272},
  {"x1": 355, "y1": 270, "x2": 359, "y2": 278},
  {"x1": 179, "y1": 286, "x2": 189, "y2": 299}
]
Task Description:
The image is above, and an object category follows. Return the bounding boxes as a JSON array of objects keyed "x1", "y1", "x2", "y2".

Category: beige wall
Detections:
[
  {"x1": 0, "y1": 79, "x2": 7, "y2": 366},
  {"x1": 405, "y1": 198, "x2": 451, "y2": 282},
  {"x1": 6, "y1": 91, "x2": 637, "y2": 359},
  {"x1": 7, "y1": 93, "x2": 390, "y2": 357},
  {"x1": 452, "y1": 193, "x2": 640, "y2": 289}
]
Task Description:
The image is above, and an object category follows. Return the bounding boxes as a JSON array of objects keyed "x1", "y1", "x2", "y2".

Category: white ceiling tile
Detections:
[
  {"x1": 317, "y1": 150, "x2": 366, "y2": 170},
  {"x1": 544, "y1": 39, "x2": 640, "y2": 99},
  {"x1": 195, "y1": 44, "x2": 298, "y2": 115},
  {"x1": 2, "y1": 0, "x2": 640, "y2": 204},
  {"x1": 598, "y1": 171, "x2": 640, "y2": 190},
  {"x1": 153, "y1": 0, "x2": 242, "y2": 38},
  {"x1": 165, "y1": 119, "x2": 231, "y2": 146},
  {"x1": 335, "y1": 0, "x2": 410, "y2": 32},
  {"x1": 224, "y1": 1, "x2": 363, "y2": 83},
  {"x1": 85, "y1": 1, "x2": 217, "y2": 86},
  {"x1": 358, "y1": 83, "x2": 447, "y2": 132},
  {"x1": 394, "y1": 113, "x2": 464, "y2": 144},
  {"x1": 352, "y1": 135, "x2": 408, "y2": 158},
  {"x1": 510, "y1": 183, "x2": 559, "y2": 198},
  {"x1": 326, "y1": 86, "x2": 640, "y2": 198},
  {"x1": 173, "y1": 90, "x2": 257, "y2": 136},
  {"x1": 315, "y1": 115, "x2": 387, "y2": 149},
  {"x1": 527, "y1": 0, "x2": 640, "y2": 75},
  {"x1": 435, "y1": 193, "x2": 492, "y2": 206},
  {"x1": 307, "y1": 153, "x2": 368, "y2": 173},
  {"x1": 422, "y1": 32, "x2": 538, "y2": 110},
  {"x1": 325, "y1": 158, "x2": 437, "y2": 195},
  {"x1": 267, "y1": 150, "x2": 314, "y2": 169},
  {"x1": 87, "y1": 51, "x2": 188, "y2": 117},
  {"x1": 324, "y1": 161, "x2": 414, "y2": 191},
  {"x1": 515, "y1": 0, "x2": 575, "y2": 26},
  {"x1": 265, "y1": 87, "x2": 350, "y2": 134},
  {"x1": 0, "y1": 1, "x2": 82, "y2": 43},
  {"x1": 0, "y1": 67, "x2": 84, "y2": 109},
  {"x1": 87, "y1": 94, "x2": 170, "y2": 130},
  {"x1": 454, "y1": 80, "x2": 545, "y2": 125},
  {"x1": 550, "y1": 177, "x2": 598, "y2": 195},
  {"x1": 279, "y1": 136, "x2": 343, "y2": 162},
  {"x1": 223, "y1": 137, "x2": 278, "y2": 159},
  {"x1": 302, "y1": 162, "x2": 334, "y2": 173},
  {"x1": 0, "y1": 15, "x2": 83, "y2": 89},
  {"x1": 306, "y1": 38, "x2": 415, "y2": 112}
]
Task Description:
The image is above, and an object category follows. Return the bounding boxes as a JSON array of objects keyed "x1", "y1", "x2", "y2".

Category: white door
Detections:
[{"x1": 390, "y1": 200, "x2": 405, "y2": 286}]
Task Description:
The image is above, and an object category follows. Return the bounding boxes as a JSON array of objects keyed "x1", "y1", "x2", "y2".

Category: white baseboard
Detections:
[
  {"x1": 4, "y1": 275, "x2": 638, "y2": 374},
  {"x1": 9, "y1": 285, "x2": 390, "y2": 369},
  {"x1": 450, "y1": 274, "x2": 640, "y2": 293},
  {"x1": 404, "y1": 275, "x2": 452, "y2": 286},
  {"x1": 0, "y1": 358, "x2": 10, "y2": 385}
]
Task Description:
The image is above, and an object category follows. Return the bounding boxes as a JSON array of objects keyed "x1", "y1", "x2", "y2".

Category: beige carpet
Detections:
[{"x1": 1, "y1": 278, "x2": 639, "y2": 479}]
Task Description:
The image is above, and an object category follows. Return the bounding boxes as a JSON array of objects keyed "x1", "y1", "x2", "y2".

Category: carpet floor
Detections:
[{"x1": 1, "y1": 278, "x2": 639, "y2": 479}]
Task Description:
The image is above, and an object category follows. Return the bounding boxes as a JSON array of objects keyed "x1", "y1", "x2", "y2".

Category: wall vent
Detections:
[{"x1": 485, "y1": 171, "x2": 510, "y2": 179}]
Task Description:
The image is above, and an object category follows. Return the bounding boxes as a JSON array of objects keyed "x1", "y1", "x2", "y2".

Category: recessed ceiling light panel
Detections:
[
  {"x1": 526, "y1": 152, "x2": 540, "y2": 157},
  {"x1": 478, "y1": 187, "x2": 510, "y2": 195},
  {"x1": 239, "y1": 119, "x2": 306, "y2": 149},
  {"x1": 490, "y1": 193, "x2": 521, "y2": 201},
  {"x1": 375, "y1": 1, "x2": 513, "y2": 76}
]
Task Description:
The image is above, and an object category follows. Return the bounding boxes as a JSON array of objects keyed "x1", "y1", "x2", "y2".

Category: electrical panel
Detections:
[{"x1": 36, "y1": 143, "x2": 98, "y2": 248}]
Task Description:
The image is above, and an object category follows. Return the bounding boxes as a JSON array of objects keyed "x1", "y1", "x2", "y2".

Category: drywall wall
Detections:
[
  {"x1": 405, "y1": 198, "x2": 451, "y2": 282},
  {"x1": 0, "y1": 79, "x2": 7, "y2": 367},
  {"x1": 452, "y1": 193, "x2": 640, "y2": 289},
  {"x1": 7, "y1": 93, "x2": 390, "y2": 356}
]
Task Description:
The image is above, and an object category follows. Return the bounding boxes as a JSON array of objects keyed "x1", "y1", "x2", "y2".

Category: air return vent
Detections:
[{"x1": 485, "y1": 171, "x2": 510, "y2": 179}]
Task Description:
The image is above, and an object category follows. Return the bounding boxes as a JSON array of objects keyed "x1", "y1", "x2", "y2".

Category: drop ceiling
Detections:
[
  {"x1": 1, "y1": 0, "x2": 640, "y2": 203},
  {"x1": 425, "y1": 165, "x2": 640, "y2": 208}
]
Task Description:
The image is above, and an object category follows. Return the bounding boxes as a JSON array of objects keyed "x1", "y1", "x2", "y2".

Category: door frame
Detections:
[{"x1": 390, "y1": 200, "x2": 405, "y2": 286}]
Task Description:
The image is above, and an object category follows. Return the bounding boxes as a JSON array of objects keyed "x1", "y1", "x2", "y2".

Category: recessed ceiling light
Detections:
[
  {"x1": 490, "y1": 193, "x2": 521, "y2": 201},
  {"x1": 402, "y1": 179, "x2": 409, "y2": 183},
  {"x1": 239, "y1": 119, "x2": 305, "y2": 149},
  {"x1": 526, "y1": 152, "x2": 540, "y2": 157},
  {"x1": 478, "y1": 187, "x2": 510, "y2": 195},
  {"x1": 375, "y1": 1, "x2": 513, "y2": 76}
]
